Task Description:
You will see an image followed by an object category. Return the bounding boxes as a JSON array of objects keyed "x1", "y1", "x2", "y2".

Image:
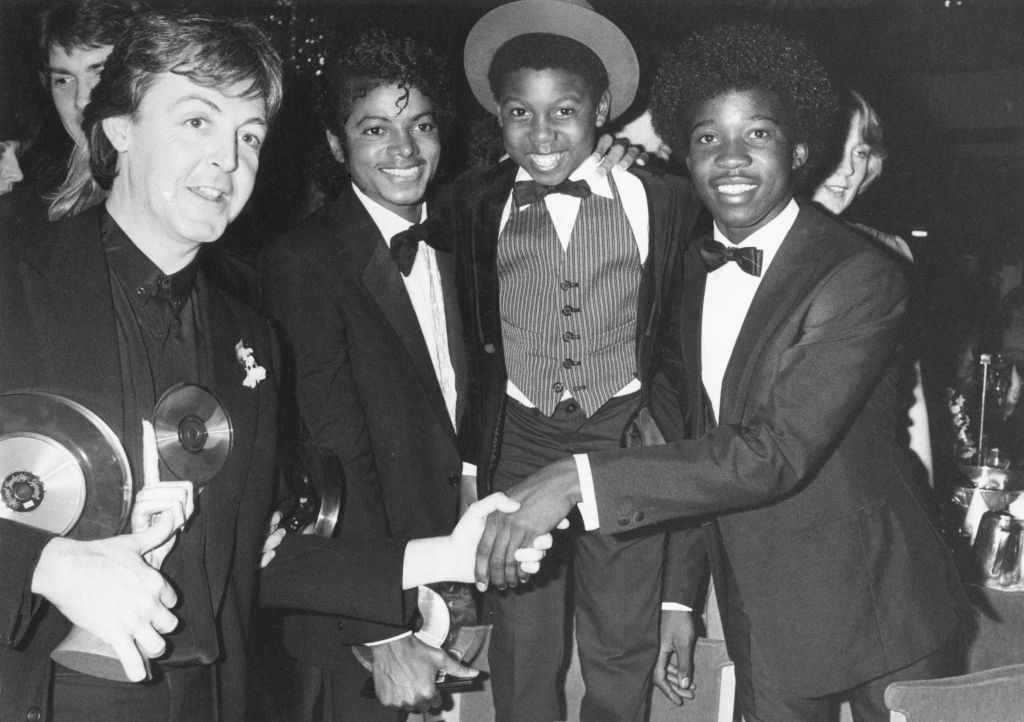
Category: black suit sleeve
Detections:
[
  {"x1": 0, "y1": 521, "x2": 52, "y2": 648},
  {"x1": 260, "y1": 243, "x2": 418, "y2": 640}
]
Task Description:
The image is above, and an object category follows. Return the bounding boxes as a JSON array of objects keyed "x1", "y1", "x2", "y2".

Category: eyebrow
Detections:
[
  {"x1": 170, "y1": 94, "x2": 267, "y2": 126},
  {"x1": 353, "y1": 110, "x2": 435, "y2": 124},
  {"x1": 691, "y1": 113, "x2": 781, "y2": 131},
  {"x1": 47, "y1": 60, "x2": 106, "y2": 75}
]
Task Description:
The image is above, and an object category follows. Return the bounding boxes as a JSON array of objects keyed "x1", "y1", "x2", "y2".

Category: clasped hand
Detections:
[{"x1": 474, "y1": 458, "x2": 581, "y2": 590}]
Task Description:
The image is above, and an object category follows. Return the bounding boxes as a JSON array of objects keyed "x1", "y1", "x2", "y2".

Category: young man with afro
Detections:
[{"x1": 476, "y1": 21, "x2": 965, "y2": 721}]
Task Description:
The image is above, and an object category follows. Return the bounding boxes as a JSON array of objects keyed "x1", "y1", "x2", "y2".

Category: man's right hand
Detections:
[
  {"x1": 31, "y1": 513, "x2": 181, "y2": 682},
  {"x1": 369, "y1": 634, "x2": 479, "y2": 712}
]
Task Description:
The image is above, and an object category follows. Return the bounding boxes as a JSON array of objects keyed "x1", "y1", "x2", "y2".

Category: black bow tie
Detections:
[
  {"x1": 700, "y1": 238, "x2": 763, "y2": 277},
  {"x1": 512, "y1": 178, "x2": 592, "y2": 207},
  {"x1": 389, "y1": 217, "x2": 451, "y2": 276}
]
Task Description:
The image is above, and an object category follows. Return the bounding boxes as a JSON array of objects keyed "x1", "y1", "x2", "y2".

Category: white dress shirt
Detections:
[
  {"x1": 701, "y1": 198, "x2": 799, "y2": 420},
  {"x1": 352, "y1": 184, "x2": 461, "y2": 646},
  {"x1": 352, "y1": 183, "x2": 457, "y2": 430}
]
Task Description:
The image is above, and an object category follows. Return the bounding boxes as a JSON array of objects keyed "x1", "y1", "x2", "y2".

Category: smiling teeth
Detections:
[
  {"x1": 193, "y1": 186, "x2": 226, "y2": 200},
  {"x1": 717, "y1": 183, "x2": 756, "y2": 195},
  {"x1": 382, "y1": 167, "x2": 419, "y2": 179},
  {"x1": 529, "y1": 153, "x2": 563, "y2": 171}
]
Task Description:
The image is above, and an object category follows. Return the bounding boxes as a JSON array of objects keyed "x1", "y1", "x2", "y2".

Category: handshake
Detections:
[
  {"x1": 401, "y1": 491, "x2": 559, "y2": 592},
  {"x1": 384, "y1": 456, "x2": 583, "y2": 593},
  {"x1": 260, "y1": 457, "x2": 584, "y2": 592},
  {"x1": 466, "y1": 457, "x2": 583, "y2": 591}
]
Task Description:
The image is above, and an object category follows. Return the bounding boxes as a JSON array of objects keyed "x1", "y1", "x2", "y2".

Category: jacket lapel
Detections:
[
  {"x1": 331, "y1": 191, "x2": 457, "y2": 438},
  {"x1": 634, "y1": 171, "x2": 673, "y2": 340},
  {"x1": 682, "y1": 238, "x2": 711, "y2": 431},
  {"x1": 18, "y1": 209, "x2": 124, "y2": 430},
  {"x1": 199, "y1": 280, "x2": 263, "y2": 607},
  {"x1": 437, "y1": 248, "x2": 468, "y2": 428},
  {"x1": 461, "y1": 159, "x2": 518, "y2": 351},
  {"x1": 720, "y1": 207, "x2": 824, "y2": 422}
]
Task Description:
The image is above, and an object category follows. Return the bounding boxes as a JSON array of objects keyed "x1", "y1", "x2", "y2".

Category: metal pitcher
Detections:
[{"x1": 972, "y1": 510, "x2": 1017, "y2": 583}]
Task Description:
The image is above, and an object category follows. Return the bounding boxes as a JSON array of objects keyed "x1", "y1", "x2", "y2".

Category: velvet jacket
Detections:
[{"x1": 450, "y1": 158, "x2": 706, "y2": 603}]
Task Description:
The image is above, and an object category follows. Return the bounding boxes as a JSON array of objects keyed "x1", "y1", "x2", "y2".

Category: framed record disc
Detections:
[{"x1": 0, "y1": 392, "x2": 132, "y2": 539}]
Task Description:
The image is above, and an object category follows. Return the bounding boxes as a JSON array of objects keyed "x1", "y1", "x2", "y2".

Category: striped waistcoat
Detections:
[{"x1": 497, "y1": 178, "x2": 641, "y2": 417}]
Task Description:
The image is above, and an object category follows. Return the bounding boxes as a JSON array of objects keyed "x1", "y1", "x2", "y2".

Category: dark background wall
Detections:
[{"x1": 2, "y1": 0, "x2": 1022, "y2": 261}]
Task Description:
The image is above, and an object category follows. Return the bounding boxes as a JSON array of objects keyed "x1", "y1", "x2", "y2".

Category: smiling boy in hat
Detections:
[{"x1": 452, "y1": 2, "x2": 701, "y2": 719}]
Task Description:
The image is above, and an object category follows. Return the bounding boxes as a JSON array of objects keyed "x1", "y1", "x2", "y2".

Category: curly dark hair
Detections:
[
  {"x1": 317, "y1": 27, "x2": 453, "y2": 138},
  {"x1": 486, "y1": 33, "x2": 608, "y2": 103},
  {"x1": 648, "y1": 21, "x2": 839, "y2": 189}
]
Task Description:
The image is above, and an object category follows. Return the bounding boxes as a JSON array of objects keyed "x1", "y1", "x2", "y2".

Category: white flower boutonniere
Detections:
[{"x1": 235, "y1": 339, "x2": 267, "y2": 389}]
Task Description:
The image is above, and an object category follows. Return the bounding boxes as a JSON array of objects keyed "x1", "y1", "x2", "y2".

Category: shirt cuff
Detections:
[
  {"x1": 363, "y1": 630, "x2": 413, "y2": 647},
  {"x1": 573, "y1": 454, "x2": 600, "y2": 531},
  {"x1": 461, "y1": 462, "x2": 477, "y2": 477},
  {"x1": 661, "y1": 602, "x2": 693, "y2": 612}
]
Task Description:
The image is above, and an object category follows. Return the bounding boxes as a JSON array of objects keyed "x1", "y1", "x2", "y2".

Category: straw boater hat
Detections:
[{"x1": 463, "y1": 0, "x2": 639, "y2": 120}]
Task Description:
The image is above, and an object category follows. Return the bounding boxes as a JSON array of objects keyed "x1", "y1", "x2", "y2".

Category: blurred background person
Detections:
[
  {"x1": 813, "y1": 90, "x2": 912, "y2": 262},
  {"x1": 23, "y1": 0, "x2": 140, "y2": 222},
  {"x1": 0, "y1": 80, "x2": 39, "y2": 197},
  {"x1": 0, "y1": 67, "x2": 44, "y2": 229},
  {"x1": 812, "y1": 89, "x2": 934, "y2": 486},
  {"x1": 999, "y1": 286, "x2": 1024, "y2": 371}
]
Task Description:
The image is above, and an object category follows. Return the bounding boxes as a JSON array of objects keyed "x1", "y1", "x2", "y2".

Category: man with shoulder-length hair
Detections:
[
  {"x1": 2, "y1": 1, "x2": 140, "y2": 228},
  {"x1": 0, "y1": 11, "x2": 284, "y2": 721},
  {"x1": 39, "y1": 0, "x2": 142, "y2": 151}
]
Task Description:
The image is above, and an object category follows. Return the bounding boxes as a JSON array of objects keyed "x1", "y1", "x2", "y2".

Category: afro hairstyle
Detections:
[{"x1": 648, "y1": 21, "x2": 839, "y2": 190}]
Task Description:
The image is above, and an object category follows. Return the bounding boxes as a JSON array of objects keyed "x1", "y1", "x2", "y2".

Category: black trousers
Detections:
[
  {"x1": 487, "y1": 394, "x2": 664, "y2": 722},
  {"x1": 51, "y1": 662, "x2": 215, "y2": 722}
]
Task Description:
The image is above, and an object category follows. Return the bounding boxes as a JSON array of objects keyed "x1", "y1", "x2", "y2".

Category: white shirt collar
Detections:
[{"x1": 351, "y1": 182, "x2": 427, "y2": 243}]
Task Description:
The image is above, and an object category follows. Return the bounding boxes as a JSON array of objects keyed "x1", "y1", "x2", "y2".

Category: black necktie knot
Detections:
[
  {"x1": 389, "y1": 216, "x2": 450, "y2": 276},
  {"x1": 701, "y1": 238, "x2": 763, "y2": 277},
  {"x1": 512, "y1": 178, "x2": 592, "y2": 207}
]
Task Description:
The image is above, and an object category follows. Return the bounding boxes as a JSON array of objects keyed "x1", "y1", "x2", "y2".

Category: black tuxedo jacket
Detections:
[
  {"x1": 0, "y1": 208, "x2": 279, "y2": 721},
  {"x1": 590, "y1": 202, "x2": 962, "y2": 697},
  {"x1": 260, "y1": 186, "x2": 466, "y2": 670}
]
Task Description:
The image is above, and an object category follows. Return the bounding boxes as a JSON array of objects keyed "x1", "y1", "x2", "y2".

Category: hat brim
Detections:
[{"x1": 464, "y1": 0, "x2": 638, "y2": 120}]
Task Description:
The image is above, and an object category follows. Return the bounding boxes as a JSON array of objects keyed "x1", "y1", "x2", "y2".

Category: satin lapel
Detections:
[
  {"x1": 635, "y1": 172, "x2": 673, "y2": 339},
  {"x1": 682, "y1": 239, "x2": 710, "y2": 431},
  {"x1": 463, "y1": 160, "x2": 518, "y2": 347},
  {"x1": 720, "y1": 211, "x2": 823, "y2": 421},
  {"x1": 200, "y1": 280, "x2": 262, "y2": 607},
  {"x1": 343, "y1": 196, "x2": 453, "y2": 437},
  {"x1": 18, "y1": 209, "x2": 124, "y2": 429}
]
